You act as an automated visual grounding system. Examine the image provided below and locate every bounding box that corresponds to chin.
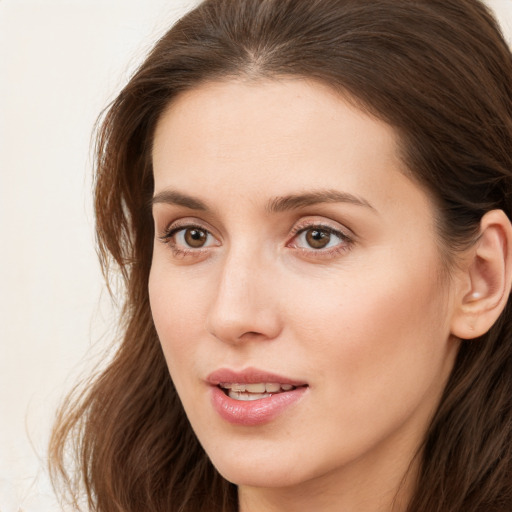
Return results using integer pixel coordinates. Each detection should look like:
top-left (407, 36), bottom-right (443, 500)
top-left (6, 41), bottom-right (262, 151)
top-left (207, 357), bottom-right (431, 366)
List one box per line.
top-left (217, 464), bottom-right (304, 489)
top-left (206, 446), bottom-right (314, 489)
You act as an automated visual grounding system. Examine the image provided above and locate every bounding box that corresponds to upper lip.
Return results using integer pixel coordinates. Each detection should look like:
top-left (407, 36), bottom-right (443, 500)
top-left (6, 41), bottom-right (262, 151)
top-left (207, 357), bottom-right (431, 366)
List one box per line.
top-left (206, 367), bottom-right (307, 387)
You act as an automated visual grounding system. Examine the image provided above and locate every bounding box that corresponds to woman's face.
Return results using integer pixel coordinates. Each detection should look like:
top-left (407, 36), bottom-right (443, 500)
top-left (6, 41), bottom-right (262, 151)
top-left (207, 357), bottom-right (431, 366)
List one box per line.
top-left (149, 79), bottom-right (460, 498)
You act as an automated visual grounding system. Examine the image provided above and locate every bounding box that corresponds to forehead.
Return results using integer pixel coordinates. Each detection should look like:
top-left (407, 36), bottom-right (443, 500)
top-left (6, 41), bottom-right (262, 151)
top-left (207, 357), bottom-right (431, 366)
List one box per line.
top-left (151, 78), bottom-right (427, 220)
top-left (153, 79), bottom-right (398, 155)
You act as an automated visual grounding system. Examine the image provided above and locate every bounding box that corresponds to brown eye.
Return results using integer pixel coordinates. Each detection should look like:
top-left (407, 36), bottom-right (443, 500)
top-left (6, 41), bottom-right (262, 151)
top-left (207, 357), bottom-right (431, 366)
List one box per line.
top-left (305, 228), bottom-right (331, 249)
top-left (161, 224), bottom-right (218, 254)
top-left (184, 228), bottom-right (208, 248)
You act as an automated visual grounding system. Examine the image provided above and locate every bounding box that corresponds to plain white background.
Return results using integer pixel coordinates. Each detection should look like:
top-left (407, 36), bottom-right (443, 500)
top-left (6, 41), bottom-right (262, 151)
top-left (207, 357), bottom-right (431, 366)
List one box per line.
top-left (1, 1), bottom-right (511, 510)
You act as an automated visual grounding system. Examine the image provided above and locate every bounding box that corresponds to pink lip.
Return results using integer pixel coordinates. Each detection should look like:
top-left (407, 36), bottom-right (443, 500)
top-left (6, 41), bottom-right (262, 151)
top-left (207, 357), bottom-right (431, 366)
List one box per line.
top-left (207, 367), bottom-right (308, 426)
top-left (206, 367), bottom-right (307, 387)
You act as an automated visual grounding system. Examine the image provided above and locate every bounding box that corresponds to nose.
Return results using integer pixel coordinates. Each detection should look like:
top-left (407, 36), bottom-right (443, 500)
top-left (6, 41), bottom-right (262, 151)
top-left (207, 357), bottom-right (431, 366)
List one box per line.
top-left (205, 248), bottom-right (282, 345)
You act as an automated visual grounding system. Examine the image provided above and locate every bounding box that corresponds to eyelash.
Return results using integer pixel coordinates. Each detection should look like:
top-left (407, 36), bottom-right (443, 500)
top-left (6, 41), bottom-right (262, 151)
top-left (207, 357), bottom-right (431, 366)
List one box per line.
top-left (288, 222), bottom-right (353, 259)
top-left (158, 220), bottom-right (354, 259)
top-left (158, 222), bottom-right (216, 258)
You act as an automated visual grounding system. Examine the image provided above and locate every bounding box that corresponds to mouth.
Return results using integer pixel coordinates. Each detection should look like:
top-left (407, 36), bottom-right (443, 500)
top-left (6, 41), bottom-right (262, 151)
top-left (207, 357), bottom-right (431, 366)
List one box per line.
top-left (207, 368), bottom-right (308, 425)
top-left (207, 367), bottom-right (308, 402)
top-left (218, 382), bottom-right (299, 401)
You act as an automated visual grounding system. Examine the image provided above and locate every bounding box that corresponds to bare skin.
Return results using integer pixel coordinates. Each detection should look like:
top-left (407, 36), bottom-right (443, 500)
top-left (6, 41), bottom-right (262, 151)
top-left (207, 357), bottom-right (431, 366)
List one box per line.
top-left (149, 79), bottom-right (481, 511)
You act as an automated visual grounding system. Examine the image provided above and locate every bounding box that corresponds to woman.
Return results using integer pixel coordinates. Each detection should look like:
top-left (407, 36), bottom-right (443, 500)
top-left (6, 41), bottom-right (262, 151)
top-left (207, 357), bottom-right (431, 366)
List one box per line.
top-left (50, 0), bottom-right (512, 510)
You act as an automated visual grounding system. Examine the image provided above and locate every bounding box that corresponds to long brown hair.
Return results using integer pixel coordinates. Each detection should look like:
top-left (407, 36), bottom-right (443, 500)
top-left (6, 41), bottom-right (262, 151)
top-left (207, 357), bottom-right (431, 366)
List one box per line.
top-left (49, 1), bottom-right (512, 510)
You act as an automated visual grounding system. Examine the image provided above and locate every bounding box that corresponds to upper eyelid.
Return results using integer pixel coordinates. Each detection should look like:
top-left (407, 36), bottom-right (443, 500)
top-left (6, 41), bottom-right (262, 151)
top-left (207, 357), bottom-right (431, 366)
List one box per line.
top-left (159, 224), bottom-right (218, 255)
top-left (289, 218), bottom-right (355, 239)
top-left (292, 226), bottom-right (349, 242)
top-left (292, 222), bottom-right (343, 234)
top-left (157, 216), bottom-right (354, 242)
top-left (160, 217), bottom-right (218, 237)
top-left (289, 225), bottom-right (351, 249)
top-left (165, 222), bottom-right (209, 236)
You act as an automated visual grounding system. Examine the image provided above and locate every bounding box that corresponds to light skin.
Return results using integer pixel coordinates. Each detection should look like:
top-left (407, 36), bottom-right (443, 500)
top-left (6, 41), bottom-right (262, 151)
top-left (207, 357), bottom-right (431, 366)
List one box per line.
top-left (149, 79), bottom-right (512, 512)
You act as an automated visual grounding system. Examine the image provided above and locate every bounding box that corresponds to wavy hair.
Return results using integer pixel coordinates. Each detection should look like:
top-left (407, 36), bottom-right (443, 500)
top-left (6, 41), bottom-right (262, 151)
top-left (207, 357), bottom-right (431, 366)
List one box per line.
top-left (50, 1), bottom-right (512, 510)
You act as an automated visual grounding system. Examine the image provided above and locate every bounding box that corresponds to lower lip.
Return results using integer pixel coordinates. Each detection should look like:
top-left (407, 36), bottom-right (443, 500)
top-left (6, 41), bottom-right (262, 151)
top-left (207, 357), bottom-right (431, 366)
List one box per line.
top-left (210, 386), bottom-right (308, 426)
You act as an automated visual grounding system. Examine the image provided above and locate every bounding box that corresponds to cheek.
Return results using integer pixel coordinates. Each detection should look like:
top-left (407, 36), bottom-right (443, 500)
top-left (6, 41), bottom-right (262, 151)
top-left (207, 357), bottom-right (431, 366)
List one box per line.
top-left (148, 263), bottom-right (203, 376)
top-left (285, 253), bottom-right (452, 401)
top-left (273, 258), bottom-right (456, 466)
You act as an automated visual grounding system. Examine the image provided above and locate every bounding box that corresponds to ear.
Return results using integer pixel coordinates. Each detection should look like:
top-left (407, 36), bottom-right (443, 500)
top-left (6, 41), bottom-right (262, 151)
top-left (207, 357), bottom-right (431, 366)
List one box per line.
top-left (451, 209), bottom-right (512, 340)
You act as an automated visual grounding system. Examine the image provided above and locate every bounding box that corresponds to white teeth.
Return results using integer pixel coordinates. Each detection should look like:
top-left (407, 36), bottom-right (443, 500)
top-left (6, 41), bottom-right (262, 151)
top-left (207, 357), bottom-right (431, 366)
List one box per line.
top-left (228, 391), bottom-right (271, 401)
top-left (245, 383), bottom-right (266, 393)
top-left (220, 382), bottom-right (297, 398)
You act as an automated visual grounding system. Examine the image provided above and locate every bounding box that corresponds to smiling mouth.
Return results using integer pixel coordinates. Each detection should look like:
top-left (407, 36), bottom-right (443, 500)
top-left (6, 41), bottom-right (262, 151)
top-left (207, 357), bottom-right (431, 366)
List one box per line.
top-left (219, 382), bottom-right (300, 401)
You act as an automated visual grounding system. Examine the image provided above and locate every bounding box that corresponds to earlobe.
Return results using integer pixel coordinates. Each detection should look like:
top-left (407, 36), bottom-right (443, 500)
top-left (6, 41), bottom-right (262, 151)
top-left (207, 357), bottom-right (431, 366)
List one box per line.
top-left (451, 210), bottom-right (512, 340)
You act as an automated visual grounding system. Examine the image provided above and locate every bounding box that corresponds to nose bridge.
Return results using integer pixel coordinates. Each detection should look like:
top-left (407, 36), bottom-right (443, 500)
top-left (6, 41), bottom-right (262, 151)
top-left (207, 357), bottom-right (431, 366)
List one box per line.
top-left (205, 241), bottom-right (280, 343)
top-left (217, 247), bottom-right (254, 309)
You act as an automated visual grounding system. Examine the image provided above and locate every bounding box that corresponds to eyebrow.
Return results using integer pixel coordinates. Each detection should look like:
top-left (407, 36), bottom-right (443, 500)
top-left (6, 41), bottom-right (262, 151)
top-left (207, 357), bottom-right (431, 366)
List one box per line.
top-left (266, 190), bottom-right (376, 213)
top-left (151, 188), bottom-right (376, 213)
top-left (152, 190), bottom-right (208, 210)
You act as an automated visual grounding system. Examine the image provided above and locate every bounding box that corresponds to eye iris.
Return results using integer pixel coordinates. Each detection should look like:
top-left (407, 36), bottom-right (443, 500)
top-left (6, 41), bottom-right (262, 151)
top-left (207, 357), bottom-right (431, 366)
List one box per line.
top-left (306, 229), bottom-right (330, 249)
top-left (184, 228), bottom-right (207, 248)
